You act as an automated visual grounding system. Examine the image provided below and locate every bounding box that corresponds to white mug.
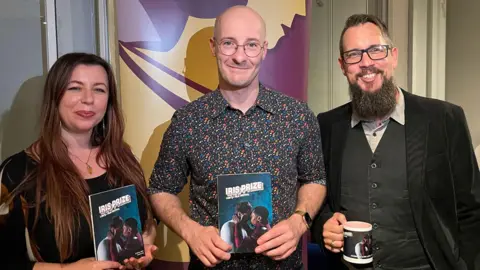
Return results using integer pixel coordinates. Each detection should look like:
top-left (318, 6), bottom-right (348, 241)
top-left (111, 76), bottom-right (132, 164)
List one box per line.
top-left (343, 221), bottom-right (373, 264)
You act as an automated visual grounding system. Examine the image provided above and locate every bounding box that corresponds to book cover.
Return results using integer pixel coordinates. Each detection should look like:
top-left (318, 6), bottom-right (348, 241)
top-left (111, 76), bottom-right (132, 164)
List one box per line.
top-left (89, 184), bottom-right (145, 263)
top-left (217, 172), bottom-right (272, 253)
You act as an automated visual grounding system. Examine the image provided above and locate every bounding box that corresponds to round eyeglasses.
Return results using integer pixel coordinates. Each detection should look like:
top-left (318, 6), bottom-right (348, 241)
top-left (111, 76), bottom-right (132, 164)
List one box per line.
top-left (214, 38), bottom-right (265, 58)
top-left (342, 45), bottom-right (391, 64)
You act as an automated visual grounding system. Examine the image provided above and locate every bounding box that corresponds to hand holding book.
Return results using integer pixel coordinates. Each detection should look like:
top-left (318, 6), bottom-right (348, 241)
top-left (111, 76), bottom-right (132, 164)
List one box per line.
top-left (254, 213), bottom-right (307, 260)
top-left (122, 244), bottom-right (158, 269)
top-left (63, 257), bottom-right (123, 269)
top-left (184, 224), bottom-right (232, 267)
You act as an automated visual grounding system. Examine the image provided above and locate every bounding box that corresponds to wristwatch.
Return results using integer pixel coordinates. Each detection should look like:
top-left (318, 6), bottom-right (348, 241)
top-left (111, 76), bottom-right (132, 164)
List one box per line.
top-left (294, 210), bottom-right (312, 229)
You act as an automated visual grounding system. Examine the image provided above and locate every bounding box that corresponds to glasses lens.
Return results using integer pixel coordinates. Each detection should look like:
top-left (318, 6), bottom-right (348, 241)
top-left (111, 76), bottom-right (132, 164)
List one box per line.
top-left (220, 41), bottom-right (236, 56)
top-left (244, 42), bottom-right (261, 57)
top-left (343, 51), bottom-right (362, 64)
top-left (368, 45), bottom-right (388, 60)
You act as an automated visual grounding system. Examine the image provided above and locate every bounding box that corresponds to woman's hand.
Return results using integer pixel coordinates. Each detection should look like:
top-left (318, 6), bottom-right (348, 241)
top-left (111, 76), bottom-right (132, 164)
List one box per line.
top-left (65, 257), bottom-right (124, 269)
top-left (122, 244), bottom-right (158, 269)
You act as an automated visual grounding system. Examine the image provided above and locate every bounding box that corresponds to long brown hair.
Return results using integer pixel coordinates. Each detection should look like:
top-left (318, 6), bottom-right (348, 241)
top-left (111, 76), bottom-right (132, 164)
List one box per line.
top-left (8, 52), bottom-right (152, 261)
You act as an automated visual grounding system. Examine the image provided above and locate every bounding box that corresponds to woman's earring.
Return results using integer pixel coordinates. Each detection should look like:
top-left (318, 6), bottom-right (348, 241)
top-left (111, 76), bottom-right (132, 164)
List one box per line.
top-left (102, 118), bottom-right (106, 138)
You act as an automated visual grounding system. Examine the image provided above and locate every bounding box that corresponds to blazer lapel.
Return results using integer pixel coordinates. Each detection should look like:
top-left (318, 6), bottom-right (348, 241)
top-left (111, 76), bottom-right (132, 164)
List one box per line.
top-left (404, 90), bottom-right (430, 241)
top-left (329, 112), bottom-right (351, 211)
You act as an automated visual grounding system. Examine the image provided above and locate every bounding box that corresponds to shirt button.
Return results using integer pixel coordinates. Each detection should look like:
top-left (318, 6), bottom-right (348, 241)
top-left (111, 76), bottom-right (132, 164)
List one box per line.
top-left (372, 202), bottom-right (378, 209)
top-left (373, 132), bottom-right (377, 137)
top-left (373, 223), bottom-right (379, 229)
top-left (371, 163), bottom-right (377, 169)
top-left (371, 182), bottom-right (378, 188)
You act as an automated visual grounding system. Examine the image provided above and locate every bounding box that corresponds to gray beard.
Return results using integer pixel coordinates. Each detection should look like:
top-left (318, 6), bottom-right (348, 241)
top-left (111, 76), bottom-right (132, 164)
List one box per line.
top-left (349, 75), bottom-right (397, 120)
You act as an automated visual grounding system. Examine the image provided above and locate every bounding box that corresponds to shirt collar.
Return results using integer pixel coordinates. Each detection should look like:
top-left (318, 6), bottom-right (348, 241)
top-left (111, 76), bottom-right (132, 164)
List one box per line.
top-left (351, 87), bottom-right (405, 128)
top-left (208, 89), bottom-right (229, 119)
top-left (209, 83), bottom-right (280, 118)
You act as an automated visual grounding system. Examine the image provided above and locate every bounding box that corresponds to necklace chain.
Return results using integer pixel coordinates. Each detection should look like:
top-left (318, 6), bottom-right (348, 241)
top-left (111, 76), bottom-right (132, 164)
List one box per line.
top-left (69, 148), bottom-right (93, 175)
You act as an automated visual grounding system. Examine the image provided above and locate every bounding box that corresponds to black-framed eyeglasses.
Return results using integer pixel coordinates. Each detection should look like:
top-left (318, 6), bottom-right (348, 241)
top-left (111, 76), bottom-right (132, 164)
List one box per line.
top-left (342, 44), bottom-right (391, 64)
top-left (214, 38), bottom-right (265, 57)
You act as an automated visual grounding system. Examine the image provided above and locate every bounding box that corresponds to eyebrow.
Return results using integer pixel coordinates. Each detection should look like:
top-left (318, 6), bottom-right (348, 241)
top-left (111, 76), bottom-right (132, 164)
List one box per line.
top-left (220, 37), bottom-right (261, 42)
top-left (343, 44), bottom-right (385, 53)
top-left (68, 80), bottom-right (107, 87)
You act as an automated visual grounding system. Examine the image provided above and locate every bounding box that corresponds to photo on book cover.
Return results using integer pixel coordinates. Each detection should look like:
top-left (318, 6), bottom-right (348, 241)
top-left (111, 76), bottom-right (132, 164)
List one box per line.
top-left (217, 172), bottom-right (273, 253)
top-left (89, 184), bottom-right (145, 263)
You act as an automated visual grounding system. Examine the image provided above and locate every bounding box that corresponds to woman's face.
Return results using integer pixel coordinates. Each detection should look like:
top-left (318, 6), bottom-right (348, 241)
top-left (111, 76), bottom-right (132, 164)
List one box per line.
top-left (58, 64), bottom-right (109, 136)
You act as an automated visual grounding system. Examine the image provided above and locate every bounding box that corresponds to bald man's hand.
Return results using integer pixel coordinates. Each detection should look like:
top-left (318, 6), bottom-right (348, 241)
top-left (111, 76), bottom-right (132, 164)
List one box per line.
top-left (254, 214), bottom-right (306, 260)
top-left (185, 224), bottom-right (232, 267)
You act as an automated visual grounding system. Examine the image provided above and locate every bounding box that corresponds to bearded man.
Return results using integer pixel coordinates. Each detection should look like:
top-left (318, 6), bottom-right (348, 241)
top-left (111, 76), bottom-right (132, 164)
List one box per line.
top-left (311, 14), bottom-right (480, 270)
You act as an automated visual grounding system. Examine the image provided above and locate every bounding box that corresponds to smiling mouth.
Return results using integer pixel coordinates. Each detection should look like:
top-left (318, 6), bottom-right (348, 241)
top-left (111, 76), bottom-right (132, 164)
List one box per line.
top-left (228, 66), bottom-right (249, 70)
top-left (76, 111), bottom-right (95, 118)
top-left (357, 66), bottom-right (384, 83)
top-left (360, 73), bottom-right (377, 82)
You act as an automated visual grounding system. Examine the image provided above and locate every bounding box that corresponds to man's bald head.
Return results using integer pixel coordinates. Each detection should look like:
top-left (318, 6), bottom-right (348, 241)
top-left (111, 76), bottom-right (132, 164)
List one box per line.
top-left (213, 6), bottom-right (266, 41)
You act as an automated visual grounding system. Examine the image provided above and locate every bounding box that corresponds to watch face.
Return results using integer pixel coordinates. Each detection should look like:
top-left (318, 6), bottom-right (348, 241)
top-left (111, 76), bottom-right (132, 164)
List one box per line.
top-left (304, 213), bottom-right (312, 226)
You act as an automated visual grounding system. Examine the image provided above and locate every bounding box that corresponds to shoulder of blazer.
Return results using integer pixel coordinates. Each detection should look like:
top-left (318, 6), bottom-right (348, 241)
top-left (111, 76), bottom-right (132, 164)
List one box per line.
top-left (316, 103), bottom-right (351, 153)
top-left (402, 90), bottom-right (464, 120)
top-left (316, 102), bottom-right (352, 128)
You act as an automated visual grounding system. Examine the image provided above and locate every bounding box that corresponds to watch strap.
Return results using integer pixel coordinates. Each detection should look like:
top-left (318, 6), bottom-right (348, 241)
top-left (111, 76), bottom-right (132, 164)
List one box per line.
top-left (294, 210), bottom-right (311, 229)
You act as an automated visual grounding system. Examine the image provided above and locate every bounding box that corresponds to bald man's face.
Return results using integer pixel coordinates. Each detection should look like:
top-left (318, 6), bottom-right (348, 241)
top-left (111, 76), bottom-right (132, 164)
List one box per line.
top-left (210, 8), bottom-right (267, 89)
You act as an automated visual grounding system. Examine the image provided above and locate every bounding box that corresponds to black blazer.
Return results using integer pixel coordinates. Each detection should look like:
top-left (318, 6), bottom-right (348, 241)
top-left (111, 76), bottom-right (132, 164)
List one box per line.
top-left (311, 90), bottom-right (480, 270)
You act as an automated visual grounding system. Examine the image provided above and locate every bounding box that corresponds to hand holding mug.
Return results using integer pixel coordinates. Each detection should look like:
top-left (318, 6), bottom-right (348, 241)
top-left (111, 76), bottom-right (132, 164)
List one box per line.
top-left (322, 212), bottom-right (347, 252)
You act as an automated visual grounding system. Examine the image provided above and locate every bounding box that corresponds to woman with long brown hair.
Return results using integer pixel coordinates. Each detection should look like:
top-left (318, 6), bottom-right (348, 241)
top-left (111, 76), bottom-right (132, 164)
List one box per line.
top-left (0, 52), bottom-right (157, 269)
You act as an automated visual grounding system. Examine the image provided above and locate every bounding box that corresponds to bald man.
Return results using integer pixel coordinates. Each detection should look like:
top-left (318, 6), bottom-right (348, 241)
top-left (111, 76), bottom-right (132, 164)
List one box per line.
top-left (148, 6), bottom-right (327, 269)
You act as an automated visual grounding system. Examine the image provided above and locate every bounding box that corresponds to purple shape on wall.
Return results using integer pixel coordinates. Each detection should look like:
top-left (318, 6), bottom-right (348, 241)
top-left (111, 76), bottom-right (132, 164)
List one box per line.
top-left (120, 41), bottom-right (211, 96)
top-left (118, 43), bottom-right (189, 109)
top-left (259, 11), bottom-right (310, 102)
top-left (118, 0), bottom-right (248, 52)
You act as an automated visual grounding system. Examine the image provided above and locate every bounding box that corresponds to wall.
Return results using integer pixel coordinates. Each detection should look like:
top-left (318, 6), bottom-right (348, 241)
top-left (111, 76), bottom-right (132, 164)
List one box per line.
top-left (387, 0), bottom-right (409, 92)
top-left (55, 0), bottom-right (97, 57)
top-left (0, 0), bottom-right (45, 161)
top-left (445, 0), bottom-right (480, 148)
top-left (0, 0), bottom-right (99, 162)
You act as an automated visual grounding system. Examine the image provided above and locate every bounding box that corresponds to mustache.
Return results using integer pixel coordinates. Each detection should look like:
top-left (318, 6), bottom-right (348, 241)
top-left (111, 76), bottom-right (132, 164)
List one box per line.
top-left (356, 67), bottom-right (384, 78)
